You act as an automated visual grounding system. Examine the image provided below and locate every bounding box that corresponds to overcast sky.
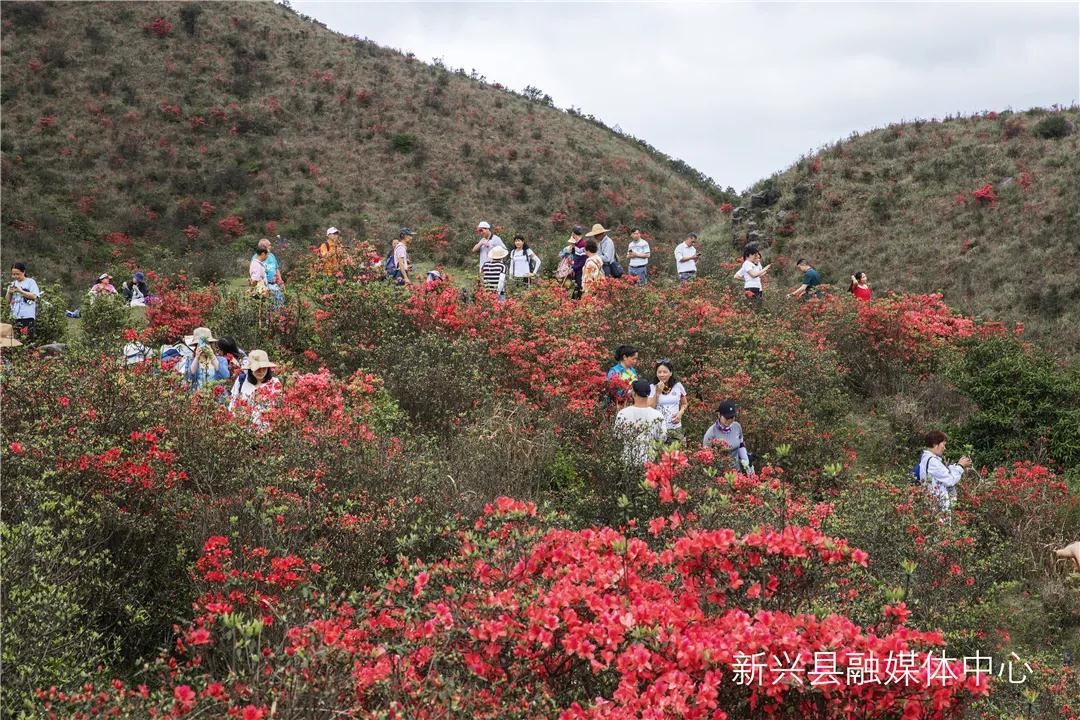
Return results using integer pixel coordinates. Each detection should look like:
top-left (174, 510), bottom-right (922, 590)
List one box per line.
top-left (293, 2), bottom-right (1080, 191)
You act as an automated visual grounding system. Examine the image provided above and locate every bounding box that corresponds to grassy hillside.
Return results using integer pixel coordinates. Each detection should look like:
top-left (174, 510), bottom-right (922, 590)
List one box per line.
top-left (708, 109), bottom-right (1080, 353)
top-left (0, 1), bottom-right (727, 292)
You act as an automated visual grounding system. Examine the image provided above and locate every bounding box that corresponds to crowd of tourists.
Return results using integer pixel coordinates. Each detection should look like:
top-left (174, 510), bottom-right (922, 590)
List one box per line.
top-left (0, 217), bottom-right (1016, 524)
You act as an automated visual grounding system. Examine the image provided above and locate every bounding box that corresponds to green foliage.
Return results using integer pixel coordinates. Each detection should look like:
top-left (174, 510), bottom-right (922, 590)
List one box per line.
top-left (389, 132), bottom-right (420, 154)
top-left (1, 484), bottom-right (117, 715)
top-left (1031, 114), bottom-right (1072, 140)
top-left (948, 336), bottom-right (1080, 469)
top-left (79, 293), bottom-right (132, 346)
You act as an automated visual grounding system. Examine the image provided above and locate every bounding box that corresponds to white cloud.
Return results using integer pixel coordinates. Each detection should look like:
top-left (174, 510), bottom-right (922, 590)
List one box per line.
top-left (293, 1), bottom-right (1079, 191)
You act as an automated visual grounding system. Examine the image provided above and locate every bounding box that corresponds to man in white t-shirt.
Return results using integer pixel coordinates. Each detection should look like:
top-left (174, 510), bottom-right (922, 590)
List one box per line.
top-left (674, 233), bottom-right (701, 283)
top-left (627, 228), bottom-right (651, 284)
top-left (472, 221), bottom-right (506, 271)
top-left (615, 379), bottom-right (666, 467)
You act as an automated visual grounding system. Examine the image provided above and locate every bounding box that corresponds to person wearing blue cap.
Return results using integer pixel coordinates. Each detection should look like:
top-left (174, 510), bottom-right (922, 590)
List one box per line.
top-left (703, 401), bottom-right (755, 474)
top-left (122, 271), bottom-right (150, 307)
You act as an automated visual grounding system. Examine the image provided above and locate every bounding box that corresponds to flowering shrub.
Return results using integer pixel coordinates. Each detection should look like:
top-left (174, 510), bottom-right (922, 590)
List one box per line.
top-left (41, 498), bottom-right (992, 720)
top-left (144, 284), bottom-right (217, 344)
top-left (216, 214), bottom-right (245, 237)
top-left (143, 17), bottom-right (173, 38)
top-left (970, 184), bottom-right (997, 208)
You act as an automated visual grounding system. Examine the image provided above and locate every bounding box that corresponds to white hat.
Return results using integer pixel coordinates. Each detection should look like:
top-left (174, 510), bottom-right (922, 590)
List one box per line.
top-left (247, 349), bottom-right (278, 371)
top-left (476, 221), bottom-right (491, 230)
top-left (489, 246), bottom-right (509, 260)
top-left (326, 226), bottom-right (340, 236)
top-left (97, 272), bottom-right (111, 282)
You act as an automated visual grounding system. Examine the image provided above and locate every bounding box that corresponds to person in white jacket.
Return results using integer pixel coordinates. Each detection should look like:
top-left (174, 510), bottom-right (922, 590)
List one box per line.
top-left (917, 430), bottom-right (971, 512)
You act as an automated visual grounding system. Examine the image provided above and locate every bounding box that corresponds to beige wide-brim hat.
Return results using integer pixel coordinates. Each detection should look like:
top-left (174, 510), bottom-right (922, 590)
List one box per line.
top-left (489, 246), bottom-right (509, 260)
top-left (247, 349), bottom-right (278, 371)
top-left (0, 323), bottom-right (23, 348)
top-left (184, 326), bottom-right (217, 346)
top-left (585, 223), bottom-right (611, 237)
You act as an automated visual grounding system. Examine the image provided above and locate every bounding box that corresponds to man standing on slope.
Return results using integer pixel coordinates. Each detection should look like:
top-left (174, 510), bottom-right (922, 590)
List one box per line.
top-left (472, 221), bottom-right (506, 275)
top-left (626, 228), bottom-right (651, 284)
top-left (674, 233), bottom-right (701, 283)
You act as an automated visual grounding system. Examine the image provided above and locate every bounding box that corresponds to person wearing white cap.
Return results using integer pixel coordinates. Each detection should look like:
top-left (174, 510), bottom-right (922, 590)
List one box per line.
top-left (318, 227), bottom-right (344, 275)
top-left (179, 326), bottom-right (230, 391)
top-left (472, 221), bottom-right (506, 271)
top-left (481, 245), bottom-right (509, 301)
top-left (229, 349), bottom-right (282, 428)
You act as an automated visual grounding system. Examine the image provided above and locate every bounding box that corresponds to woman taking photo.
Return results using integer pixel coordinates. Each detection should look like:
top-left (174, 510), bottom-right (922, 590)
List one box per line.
top-left (734, 245), bottom-right (770, 307)
top-left (850, 271), bottom-right (872, 301)
top-left (648, 359), bottom-right (688, 440)
top-left (229, 349), bottom-right (282, 428)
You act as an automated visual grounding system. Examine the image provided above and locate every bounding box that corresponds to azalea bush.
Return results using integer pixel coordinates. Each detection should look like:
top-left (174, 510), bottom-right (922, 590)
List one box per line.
top-left (39, 496), bottom-right (993, 720)
top-left (3, 265), bottom-right (1078, 719)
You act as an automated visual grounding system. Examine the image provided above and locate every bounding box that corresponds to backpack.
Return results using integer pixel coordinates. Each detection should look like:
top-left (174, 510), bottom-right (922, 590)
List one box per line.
top-left (528, 250), bottom-right (539, 275)
top-left (384, 253), bottom-right (397, 274)
top-left (911, 454), bottom-right (932, 486)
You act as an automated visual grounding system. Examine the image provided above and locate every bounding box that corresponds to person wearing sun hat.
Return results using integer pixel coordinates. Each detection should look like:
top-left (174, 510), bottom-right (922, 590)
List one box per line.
top-left (0, 322), bottom-right (23, 371)
top-left (179, 326), bottom-right (230, 390)
top-left (472, 220), bottom-right (506, 271)
top-left (586, 223), bottom-right (620, 278)
top-left (229, 349), bottom-right (282, 428)
top-left (481, 245), bottom-right (509, 301)
top-left (89, 273), bottom-right (118, 298)
top-left (122, 271), bottom-right (150, 307)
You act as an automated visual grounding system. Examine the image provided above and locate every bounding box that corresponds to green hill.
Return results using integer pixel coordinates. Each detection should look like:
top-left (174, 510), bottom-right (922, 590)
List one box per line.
top-left (0, 1), bottom-right (728, 290)
top-left (709, 110), bottom-right (1080, 353)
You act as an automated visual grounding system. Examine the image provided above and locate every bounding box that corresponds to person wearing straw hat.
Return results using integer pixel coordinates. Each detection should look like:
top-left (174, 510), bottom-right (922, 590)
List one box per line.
top-left (481, 245), bottom-right (509, 301)
top-left (586, 223), bottom-right (621, 278)
top-left (179, 326), bottom-right (230, 390)
top-left (472, 221), bottom-right (506, 271)
top-left (0, 322), bottom-right (23, 371)
top-left (229, 349), bottom-right (282, 428)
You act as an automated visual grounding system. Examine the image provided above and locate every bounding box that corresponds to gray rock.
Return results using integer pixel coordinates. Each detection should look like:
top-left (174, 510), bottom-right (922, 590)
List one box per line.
top-left (732, 206), bottom-right (749, 222)
top-left (747, 230), bottom-right (763, 244)
top-left (998, 177), bottom-right (1015, 191)
top-left (750, 188), bottom-right (781, 208)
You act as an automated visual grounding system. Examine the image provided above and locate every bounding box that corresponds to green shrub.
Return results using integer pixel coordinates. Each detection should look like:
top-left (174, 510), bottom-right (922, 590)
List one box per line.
top-left (79, 293), bottom-right (132, 346)
top-left (1, 485), bottom-right (117, 716)
top-left (1031, 114), bottom-right (1072, 140)
top-left (947, 336), bottom-right (1080, 469)
top-left (390, 133), bottom-right (419, 154)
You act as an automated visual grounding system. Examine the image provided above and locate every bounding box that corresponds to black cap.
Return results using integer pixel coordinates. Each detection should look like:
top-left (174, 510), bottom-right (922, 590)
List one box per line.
top-left (571, 224), bottom-right (584, 236)
top-left (399, 227), bottom-right (414, 238)
top-left (718, 401), bottom-right (737, 419)
top-left (631, 379), bottom-right (653, 398)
